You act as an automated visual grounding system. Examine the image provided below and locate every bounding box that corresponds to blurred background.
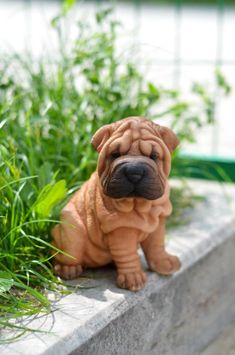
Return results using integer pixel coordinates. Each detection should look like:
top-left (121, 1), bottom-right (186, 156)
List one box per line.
top-left (0, 0), bottom-right (234, 165)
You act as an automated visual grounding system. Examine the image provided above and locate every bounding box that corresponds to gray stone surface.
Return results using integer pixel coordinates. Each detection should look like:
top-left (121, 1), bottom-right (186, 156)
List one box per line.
top-left (1, 180), bottom-right (235, 355)
top-left (201, 321), bottom-right (235, 355)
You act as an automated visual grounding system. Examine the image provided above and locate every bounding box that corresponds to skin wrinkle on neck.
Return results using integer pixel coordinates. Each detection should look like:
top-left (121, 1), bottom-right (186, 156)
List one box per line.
top-left (97, 180), bottom-right (172, 235)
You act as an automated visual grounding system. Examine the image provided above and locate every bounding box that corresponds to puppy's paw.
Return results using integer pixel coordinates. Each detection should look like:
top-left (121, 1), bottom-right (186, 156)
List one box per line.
top-left (117, 270), bottom-right (147, 292)
top-left (149, 253), bottom-right (181, 275)
top-left (54, 263), bottom-right (83, 280)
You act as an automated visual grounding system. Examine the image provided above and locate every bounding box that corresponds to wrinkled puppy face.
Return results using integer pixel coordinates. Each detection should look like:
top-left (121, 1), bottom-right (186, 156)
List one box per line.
top-left (102, 149), bottom-right (162, 200)
top-left (91, 117), bottom-right (179, 200)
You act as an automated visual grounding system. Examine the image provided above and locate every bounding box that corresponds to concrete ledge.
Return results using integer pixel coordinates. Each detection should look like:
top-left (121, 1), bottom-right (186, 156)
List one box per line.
top-left (1, 180), bottom-right (235, 355)
top-left (201, 321), bottom-right (235, 355)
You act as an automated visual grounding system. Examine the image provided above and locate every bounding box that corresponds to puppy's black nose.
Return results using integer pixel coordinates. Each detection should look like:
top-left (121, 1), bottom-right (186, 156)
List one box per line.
top-left (125, 164), bottom-right (145, 183)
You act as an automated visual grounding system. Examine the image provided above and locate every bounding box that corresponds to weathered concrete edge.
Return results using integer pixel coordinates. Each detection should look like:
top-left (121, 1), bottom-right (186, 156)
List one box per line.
top-left (76, 229), bottom-right (235, 355)
top-left (71, 217), bottom-right (235, 355)
top-left (1, 181), bottom-right (235, 355)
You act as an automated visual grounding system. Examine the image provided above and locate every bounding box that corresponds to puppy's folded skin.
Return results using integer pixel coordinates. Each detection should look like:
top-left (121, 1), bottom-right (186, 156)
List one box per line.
top-left (52, 116), bottom-right (181, 291)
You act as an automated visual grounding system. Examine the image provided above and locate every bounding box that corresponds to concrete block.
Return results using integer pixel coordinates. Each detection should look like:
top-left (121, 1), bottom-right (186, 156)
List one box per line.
top-left (201, 321), bottom-right (235, 355)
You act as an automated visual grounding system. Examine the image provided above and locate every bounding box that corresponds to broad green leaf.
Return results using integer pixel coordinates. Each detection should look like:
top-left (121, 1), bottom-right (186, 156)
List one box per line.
top-left (35, 180), bottom-right (67, 218)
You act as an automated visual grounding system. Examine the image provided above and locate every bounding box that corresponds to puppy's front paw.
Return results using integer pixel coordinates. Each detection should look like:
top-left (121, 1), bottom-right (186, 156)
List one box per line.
top-left (149, 252), bottom-right (181, 275)
top-left (117, 270), bottom-right (147, 292)
top-left (54, 263), bottom-right (83, 280)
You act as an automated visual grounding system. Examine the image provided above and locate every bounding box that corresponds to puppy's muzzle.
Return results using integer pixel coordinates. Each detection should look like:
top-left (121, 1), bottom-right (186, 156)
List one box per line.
top-left (103, 157), bottom-right (165, 200)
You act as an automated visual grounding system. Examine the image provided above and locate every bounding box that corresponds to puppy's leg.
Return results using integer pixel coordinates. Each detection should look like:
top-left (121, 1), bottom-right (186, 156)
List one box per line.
top-left (52, 203), bottom-right (86, 280)
top-left (141, 217), bottom-right (181, 275)
top-left (106, 228), bottom-right (147, 291)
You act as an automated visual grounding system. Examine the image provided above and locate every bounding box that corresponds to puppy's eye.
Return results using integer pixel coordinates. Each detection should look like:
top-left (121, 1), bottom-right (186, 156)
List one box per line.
top-left (150, 152), bottom-right (158, 161)
top-left (111, 151), bottom-right (121, 159)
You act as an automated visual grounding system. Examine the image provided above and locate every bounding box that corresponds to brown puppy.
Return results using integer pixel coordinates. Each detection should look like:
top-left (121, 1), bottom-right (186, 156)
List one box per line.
top-left (52, 117), bottom-right (181, 291)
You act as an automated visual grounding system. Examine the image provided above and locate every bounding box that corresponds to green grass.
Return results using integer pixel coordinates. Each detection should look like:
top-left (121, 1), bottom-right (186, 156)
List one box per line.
top-left (0, 3), bottom-right (231, 340)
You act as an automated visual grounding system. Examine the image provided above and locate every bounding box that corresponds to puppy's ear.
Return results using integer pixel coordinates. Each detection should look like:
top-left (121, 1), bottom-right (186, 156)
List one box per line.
top-left (158, 126), bottom-right (180, 153)
top-left (91, 124), bottom-right (113, 152)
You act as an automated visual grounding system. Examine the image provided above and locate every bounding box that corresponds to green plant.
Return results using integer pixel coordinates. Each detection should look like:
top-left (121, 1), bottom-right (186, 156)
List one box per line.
top-left (0, 3), bottom-right (230, 339)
